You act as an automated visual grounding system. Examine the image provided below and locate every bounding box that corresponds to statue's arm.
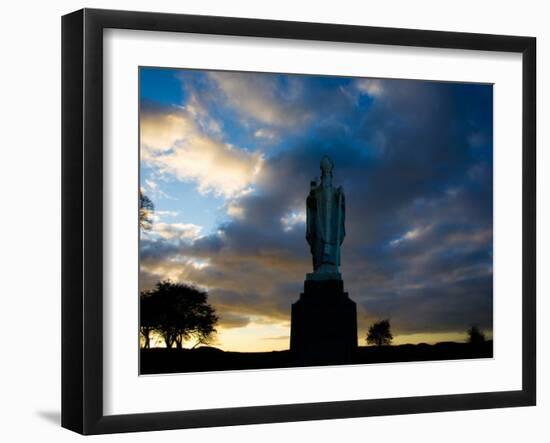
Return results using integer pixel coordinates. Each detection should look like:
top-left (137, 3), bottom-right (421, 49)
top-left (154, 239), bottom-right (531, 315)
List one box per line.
top-left (306, 195), bottom-right (312, 244)
top-left (340, 188), bottom-right (346, 241)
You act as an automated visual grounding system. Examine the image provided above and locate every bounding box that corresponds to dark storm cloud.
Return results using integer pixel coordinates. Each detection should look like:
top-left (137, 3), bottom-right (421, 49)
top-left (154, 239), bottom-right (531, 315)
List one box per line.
top-left (141, 73), bottom-right (493, 338)
top-left (216, 311), bottom-right (251, 329)
top-left (358, 275), bottom-right (493, 334)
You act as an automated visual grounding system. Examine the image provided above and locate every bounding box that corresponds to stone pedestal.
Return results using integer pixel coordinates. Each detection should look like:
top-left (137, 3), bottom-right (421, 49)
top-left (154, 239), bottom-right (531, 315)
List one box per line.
top-left (290, 279), bottom-right (357, 365)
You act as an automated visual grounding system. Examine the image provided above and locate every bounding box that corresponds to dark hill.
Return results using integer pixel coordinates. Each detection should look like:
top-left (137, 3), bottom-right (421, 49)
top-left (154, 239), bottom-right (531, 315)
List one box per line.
top-left (140, 341), bottom-right (493, 374)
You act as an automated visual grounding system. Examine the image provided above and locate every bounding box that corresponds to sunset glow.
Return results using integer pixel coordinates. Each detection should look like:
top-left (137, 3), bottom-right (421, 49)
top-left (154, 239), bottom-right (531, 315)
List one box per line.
top-left (139, 68), bottom-right (493, 352)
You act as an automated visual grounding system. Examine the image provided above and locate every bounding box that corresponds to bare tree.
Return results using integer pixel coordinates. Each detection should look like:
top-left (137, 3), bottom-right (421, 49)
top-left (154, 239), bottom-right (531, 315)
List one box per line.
top-left (139, 190), bottom-right (154, 230)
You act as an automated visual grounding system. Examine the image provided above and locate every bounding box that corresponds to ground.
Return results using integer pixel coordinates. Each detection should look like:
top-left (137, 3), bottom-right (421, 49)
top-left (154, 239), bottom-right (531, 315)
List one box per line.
top-left (140, 341), bottom-right (493, 374)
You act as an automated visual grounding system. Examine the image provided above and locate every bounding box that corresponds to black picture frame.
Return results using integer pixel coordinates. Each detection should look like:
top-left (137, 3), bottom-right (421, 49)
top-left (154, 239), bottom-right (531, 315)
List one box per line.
top-left (62, 8), bottom-right (536, 435)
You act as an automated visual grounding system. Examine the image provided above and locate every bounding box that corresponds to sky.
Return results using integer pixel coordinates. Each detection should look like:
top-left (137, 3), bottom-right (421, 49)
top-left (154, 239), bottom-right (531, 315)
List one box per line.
top-left (139, 67), bottom-right (493, 352)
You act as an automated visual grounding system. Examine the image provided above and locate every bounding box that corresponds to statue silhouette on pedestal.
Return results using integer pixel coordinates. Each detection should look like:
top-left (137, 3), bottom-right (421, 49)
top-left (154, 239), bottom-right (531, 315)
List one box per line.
top-left (306, 155), bottom-right (346, 279)
top-left (290, 156), bottom-right (358, 365)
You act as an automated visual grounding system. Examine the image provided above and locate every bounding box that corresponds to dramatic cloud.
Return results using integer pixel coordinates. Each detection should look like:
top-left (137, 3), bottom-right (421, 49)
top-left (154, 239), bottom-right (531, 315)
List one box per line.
top-left (217, 311), bottom-right (251, 329)
top-left (146, 222), bottom-right (203, 240)
top-left (355, 78), bottom-right (385, 97)
top-left (208, 71), bottom-right (312, 128)
top-left (139, 69), bottom-right (493, 350)
top-left (140, 104), bottom-right (264, 198)
top-left (280, 210), bottom-right (306, 232)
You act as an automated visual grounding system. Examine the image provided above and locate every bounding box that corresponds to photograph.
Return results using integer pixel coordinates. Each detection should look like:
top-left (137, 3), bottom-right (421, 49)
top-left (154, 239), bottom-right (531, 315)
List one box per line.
top-left (138, 67), bottom-right (494, 374)
top-left (56, 5), bottom-right (537, 436)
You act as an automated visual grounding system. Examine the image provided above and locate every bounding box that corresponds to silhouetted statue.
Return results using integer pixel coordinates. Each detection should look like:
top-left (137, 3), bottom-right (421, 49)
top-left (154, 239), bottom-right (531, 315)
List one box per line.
top-left (306, 155), bottom-right (345, 280)
top-left (290, 156), bottom-right (356, 364)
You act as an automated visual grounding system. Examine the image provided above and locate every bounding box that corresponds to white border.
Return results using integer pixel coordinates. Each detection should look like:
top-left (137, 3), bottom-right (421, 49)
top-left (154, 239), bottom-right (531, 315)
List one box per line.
top-left (103, 29), bottom-right (523, 416)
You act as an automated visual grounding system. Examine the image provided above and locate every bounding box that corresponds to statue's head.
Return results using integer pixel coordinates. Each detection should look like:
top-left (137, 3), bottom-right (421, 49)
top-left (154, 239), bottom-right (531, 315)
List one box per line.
top-left (320, 155), bottom-right (334, 175)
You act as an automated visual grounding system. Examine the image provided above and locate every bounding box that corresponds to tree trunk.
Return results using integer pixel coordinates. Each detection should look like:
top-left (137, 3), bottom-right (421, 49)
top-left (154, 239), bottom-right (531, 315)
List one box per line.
top-left (140, 328), bottom-right (151, 349)
top-left (144, 333), bottom-right (150, 349)
top-left (162, 333), bottom-right (173, 348)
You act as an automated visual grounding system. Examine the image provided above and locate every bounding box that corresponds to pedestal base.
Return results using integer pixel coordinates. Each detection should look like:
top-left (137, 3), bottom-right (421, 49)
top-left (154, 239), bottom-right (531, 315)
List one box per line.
top-left (290, 279), bottom-right (357, 365)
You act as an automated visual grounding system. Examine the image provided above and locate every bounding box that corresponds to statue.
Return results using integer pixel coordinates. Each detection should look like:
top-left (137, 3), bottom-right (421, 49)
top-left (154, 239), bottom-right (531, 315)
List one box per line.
top-left (306, 155), bottom-right (345, 280)
top-left (291, 155), bottom-right (356, 363)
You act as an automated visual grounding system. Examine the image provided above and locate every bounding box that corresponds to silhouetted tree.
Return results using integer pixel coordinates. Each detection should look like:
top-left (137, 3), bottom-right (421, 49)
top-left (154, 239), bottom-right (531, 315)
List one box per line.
top-left (467, 325), bottom-right (486, 345)
top-left (366, 319), bottom-right (393, 347)
top-left (139, 190), bottom-right (154, 230)
top-left (142, 280), bottom-right (218, 349)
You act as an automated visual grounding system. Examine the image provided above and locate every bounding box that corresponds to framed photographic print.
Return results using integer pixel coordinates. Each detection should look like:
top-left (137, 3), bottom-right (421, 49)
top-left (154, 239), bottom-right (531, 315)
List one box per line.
top-left (62, 8), bottom-right (536, 435)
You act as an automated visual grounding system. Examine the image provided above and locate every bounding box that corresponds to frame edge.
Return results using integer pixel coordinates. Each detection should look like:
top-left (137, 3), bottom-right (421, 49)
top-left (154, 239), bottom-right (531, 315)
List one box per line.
top-left (62, 8), bottom-right (538, 435)
top-left (61, 8), bottom-right (85, 435)
top-left (521, 36), bottom-right (537, 406)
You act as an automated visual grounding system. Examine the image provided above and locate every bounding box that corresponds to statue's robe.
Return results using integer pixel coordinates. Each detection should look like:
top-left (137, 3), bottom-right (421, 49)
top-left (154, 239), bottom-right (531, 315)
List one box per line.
top-left (306, 183), bottom-right (345, 272)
